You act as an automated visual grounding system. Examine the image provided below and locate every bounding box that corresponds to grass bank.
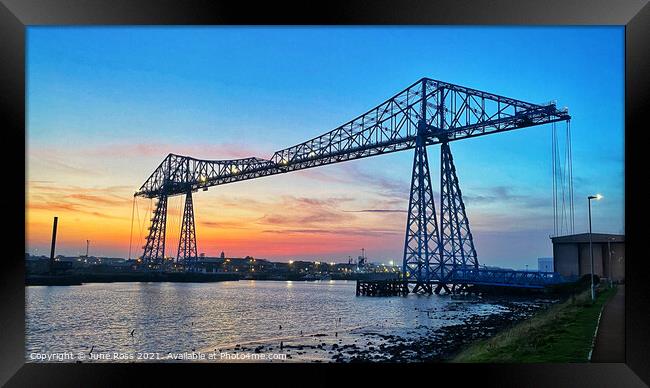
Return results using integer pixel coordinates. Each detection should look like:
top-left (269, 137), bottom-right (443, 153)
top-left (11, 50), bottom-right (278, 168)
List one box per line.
top-left (451, 284), bottom-right (618, 363)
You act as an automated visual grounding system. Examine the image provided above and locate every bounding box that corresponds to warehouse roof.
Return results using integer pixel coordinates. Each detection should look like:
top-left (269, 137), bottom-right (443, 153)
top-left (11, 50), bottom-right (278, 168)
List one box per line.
top-left (551, 233), bottom-right (624, 244)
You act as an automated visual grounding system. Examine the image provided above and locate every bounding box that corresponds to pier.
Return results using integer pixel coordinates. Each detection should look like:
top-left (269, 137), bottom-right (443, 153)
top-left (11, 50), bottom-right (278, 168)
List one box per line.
top-left (356, 280), bottom-right (409, 296)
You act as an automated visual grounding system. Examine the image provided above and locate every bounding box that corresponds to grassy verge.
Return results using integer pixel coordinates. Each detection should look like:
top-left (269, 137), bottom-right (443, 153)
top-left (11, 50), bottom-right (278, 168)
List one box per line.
top-left (451, 285), bottom-right (617, 363)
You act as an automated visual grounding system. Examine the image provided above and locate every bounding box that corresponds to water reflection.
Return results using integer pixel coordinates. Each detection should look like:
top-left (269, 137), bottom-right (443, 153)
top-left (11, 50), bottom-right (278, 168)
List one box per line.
top-left (26, 280), bottom-right (517, 360)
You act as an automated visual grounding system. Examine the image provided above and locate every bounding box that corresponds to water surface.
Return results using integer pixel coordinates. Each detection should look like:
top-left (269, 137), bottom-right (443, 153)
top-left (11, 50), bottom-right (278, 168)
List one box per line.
top-left (26, 280), bottom-right (543, 362)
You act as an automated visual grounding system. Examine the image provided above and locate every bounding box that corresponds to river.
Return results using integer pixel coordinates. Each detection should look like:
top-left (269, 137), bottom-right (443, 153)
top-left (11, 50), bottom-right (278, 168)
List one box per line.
top-left (26, 280), bottom-right (556, 362)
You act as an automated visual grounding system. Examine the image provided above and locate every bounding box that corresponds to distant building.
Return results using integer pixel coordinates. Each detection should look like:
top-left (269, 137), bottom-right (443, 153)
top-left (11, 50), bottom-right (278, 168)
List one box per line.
top-left (538, 257), bottom-right (553, 272)
top-left (551, 233), bottom-right (624, 282)
top-left (220, 251), bottom-right (225, 259)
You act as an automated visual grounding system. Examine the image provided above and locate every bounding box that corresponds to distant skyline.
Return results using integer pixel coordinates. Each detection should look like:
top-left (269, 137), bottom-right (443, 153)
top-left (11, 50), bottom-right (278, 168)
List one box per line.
top-left (26, 26), bottom-right (624, 269)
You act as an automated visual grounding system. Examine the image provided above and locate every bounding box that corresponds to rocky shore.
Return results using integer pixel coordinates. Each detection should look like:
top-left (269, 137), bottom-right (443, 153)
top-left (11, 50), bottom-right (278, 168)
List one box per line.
top-left (206, 296), bottom-right (558, 363)
top-left (343, 299), bottom-right (551, 362)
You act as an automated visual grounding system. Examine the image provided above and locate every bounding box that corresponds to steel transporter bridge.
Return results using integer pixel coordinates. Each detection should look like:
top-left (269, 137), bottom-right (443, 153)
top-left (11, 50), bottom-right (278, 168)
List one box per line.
top-left (135, 77), bottom-right (572, 294)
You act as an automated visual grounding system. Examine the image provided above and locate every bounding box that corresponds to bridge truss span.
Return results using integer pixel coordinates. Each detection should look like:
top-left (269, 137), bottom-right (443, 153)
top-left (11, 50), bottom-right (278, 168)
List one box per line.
top-left (134, 77), bottom-right (571, 292)
top-left (136, 78), bottom-right (569, 199)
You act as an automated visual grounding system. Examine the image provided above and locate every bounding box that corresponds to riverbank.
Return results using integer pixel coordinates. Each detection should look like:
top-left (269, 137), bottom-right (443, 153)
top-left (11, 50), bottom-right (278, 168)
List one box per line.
top-left (451, 284), bottom-right (617, 363)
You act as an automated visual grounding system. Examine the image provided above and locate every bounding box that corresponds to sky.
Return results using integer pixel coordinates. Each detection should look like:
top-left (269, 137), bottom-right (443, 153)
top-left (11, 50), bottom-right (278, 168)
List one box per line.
top-left (25, 26), bottom-right (624, 269)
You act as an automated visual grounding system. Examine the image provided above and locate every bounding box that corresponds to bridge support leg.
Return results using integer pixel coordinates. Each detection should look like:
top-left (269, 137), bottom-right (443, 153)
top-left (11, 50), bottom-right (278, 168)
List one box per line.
top-left (440, 142), bottom-right (479, 287)
top-left (141, 195), bottom-right (168, 270)
top-left (177, 191), bottom-right (199, 271)
top-left (402, 133), bottom-right (442, 295)
top-left (434, 283), bottom-right (451, 295)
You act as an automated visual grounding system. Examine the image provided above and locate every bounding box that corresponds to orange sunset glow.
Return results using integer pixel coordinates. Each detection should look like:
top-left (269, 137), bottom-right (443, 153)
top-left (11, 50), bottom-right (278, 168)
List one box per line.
top-left (26, 148), bottom-right (412, 261)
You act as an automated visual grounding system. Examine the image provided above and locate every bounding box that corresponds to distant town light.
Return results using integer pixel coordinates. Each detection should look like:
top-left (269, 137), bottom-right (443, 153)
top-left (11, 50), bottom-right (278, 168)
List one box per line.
top-left (389, 260), bottom-right (394, 266)
top-left (289, 260), bottom-right (294, 265)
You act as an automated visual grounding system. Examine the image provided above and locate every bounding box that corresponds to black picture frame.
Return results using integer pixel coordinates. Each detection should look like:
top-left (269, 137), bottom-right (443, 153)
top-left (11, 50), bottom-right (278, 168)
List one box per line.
top-left (2, 0), bottom-right (648, 386)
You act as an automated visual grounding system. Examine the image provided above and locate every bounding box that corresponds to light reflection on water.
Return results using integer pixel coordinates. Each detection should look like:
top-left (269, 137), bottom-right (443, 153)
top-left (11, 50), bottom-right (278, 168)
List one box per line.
top-left (26, 280), bottom-right (511, 360)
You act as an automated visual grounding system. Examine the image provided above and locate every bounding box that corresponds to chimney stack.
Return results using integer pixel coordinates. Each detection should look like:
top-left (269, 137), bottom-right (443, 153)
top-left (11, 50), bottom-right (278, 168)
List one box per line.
top-left (49, 216), bottom-right (58, 274)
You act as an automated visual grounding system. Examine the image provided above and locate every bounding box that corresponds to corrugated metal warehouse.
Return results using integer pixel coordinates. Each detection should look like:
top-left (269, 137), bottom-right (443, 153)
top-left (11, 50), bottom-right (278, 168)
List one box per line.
top-left (551, 233), bottom-right (625, 282)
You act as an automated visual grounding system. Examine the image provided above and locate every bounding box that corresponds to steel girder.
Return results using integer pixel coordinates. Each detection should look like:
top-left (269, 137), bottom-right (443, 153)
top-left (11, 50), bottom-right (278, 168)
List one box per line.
top-left (403, 79), bottom-right (440, 294)
top-left (177, 191), bottom-right (198, 270)
top-left (140, 195), bottom-right (168, 269)
top-left (451, 268), bottom-right (567, 288)
top-left (440, 142), bottom-right (479, 276)
top-left (402, 134), bottom-right (441, 294)
top-left (135, 77), bottom-right (570, 199)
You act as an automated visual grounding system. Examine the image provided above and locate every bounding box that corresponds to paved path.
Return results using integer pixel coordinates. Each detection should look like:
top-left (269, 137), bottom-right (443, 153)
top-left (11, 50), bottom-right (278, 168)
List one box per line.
top-left (591, 285), bottom-right (625, 362)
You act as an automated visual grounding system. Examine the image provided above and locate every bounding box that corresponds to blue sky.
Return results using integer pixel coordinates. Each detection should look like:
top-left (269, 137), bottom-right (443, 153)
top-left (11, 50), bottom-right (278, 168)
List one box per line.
top-left (26, 26), bottom-right (624, 269)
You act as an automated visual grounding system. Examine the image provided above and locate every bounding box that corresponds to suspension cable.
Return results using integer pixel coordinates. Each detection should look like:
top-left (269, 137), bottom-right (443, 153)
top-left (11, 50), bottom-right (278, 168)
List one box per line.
top-left (551, 119), bottom-right (575, 236)
top-left (135, 197), bottom-right (141, 243)
top-left (128, 195), bottom-right (135, 260)
top-left (556, 121), bottom-right (566, 235)
top-left (552, 122), bottom-right (557, 236)
top-left (567, 120), bottom-right (574, 233)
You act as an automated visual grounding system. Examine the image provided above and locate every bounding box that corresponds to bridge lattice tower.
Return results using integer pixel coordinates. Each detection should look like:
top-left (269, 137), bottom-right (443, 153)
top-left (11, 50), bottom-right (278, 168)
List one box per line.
top-left (141, 195), bottom-right (167, 269)
top-left (177, 191), bottom-right (199, 269)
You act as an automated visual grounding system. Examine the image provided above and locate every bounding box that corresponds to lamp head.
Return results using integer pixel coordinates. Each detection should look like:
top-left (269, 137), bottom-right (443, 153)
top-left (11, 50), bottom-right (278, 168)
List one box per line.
top-left (588, 194), bottom-right (603, 200)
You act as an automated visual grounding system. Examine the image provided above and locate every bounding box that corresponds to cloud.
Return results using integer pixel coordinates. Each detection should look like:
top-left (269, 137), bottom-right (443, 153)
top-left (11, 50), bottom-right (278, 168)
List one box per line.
top-left (346, 166), bottom-right (409, 199)
top-left (463, 185), bottom-right (548, 208)
top-left (28, 155), bottom-right (97, 176)
top-left (259, 208), bottom-right (351, 227)
top-left (291, 196), bottom-right (355, 207)
top-left (74, 142), bottom-right (271, 160)
top-left (295, 164), bottom-right (410, 202)
top-left (261, 227), bottom-right (401, 236)
top-left (27, 181), bottom-right (133, 195)
top-left (464, 185), bottom-right (523, 203)
top-left (292, 169), bottom-right (352, 185)
top-left (26, 182), bottom-right (134, 220)
top-left (28, 201), bottom-right (125, 220)
top-left (344, 209), bottom-right (407, 213)
top-left (252, 195), bottom-right (357, 228)
top-left (65, 193), bottom-right (129, 206)
top-left (199, 220), bottom-right (254, 229)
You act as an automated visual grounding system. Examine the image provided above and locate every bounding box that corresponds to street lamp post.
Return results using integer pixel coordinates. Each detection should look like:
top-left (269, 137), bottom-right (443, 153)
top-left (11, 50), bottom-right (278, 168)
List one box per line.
top-left (608, 238), bottom-right (613, 287)
top-left (607, 240), bottom-right (611, 286)
top-left (587, 194), bottom-right (603, 301)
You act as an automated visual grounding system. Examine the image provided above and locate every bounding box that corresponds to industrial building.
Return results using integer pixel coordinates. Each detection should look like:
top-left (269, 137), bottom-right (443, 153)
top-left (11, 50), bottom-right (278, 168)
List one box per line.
top-left (551, 233), bottom-right (625, 282)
